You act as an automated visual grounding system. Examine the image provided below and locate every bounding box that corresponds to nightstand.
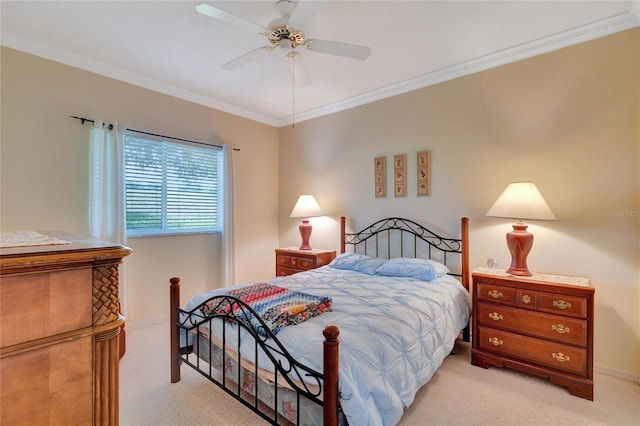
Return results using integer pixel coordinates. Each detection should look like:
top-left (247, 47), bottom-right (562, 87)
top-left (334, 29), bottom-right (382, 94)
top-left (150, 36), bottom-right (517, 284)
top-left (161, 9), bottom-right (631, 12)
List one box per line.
top-left (471, 268), bottom-right (595, 400)
top-left (275, 247), bottom-right (336, 276)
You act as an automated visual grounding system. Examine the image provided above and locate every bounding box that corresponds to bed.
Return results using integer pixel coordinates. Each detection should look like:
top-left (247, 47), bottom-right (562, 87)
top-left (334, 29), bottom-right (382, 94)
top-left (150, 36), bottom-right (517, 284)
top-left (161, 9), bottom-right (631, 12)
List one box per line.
top-left (170, 216), bottom-right (470, 425)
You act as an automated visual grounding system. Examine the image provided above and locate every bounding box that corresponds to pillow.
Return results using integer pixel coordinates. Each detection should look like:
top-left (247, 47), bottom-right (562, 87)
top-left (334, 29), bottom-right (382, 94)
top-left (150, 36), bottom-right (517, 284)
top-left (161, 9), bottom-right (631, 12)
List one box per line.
top-left (329, 253), bottom-right (387, 275)
top-left (375, 257), bottom-right (449, 281)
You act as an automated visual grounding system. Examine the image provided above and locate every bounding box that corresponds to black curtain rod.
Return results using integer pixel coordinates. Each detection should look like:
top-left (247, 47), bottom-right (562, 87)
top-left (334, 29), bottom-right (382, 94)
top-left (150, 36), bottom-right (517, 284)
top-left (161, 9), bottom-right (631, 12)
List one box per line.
top-left (70, 115), bottom-right (240, 151)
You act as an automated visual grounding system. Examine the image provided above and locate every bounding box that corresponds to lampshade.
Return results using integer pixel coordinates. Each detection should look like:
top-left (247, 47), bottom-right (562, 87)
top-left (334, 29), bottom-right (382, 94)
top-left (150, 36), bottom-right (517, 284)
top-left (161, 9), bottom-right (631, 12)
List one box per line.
top-left (290, 195), bottom-right (325, 218)
top-left (486, 182), bottom-right (555, 221)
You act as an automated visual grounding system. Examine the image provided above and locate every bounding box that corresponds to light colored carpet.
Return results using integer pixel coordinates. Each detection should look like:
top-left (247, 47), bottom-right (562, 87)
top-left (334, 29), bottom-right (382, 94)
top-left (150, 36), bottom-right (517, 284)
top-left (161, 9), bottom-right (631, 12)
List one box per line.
top-left (120, 320), bottom-right (639, 425)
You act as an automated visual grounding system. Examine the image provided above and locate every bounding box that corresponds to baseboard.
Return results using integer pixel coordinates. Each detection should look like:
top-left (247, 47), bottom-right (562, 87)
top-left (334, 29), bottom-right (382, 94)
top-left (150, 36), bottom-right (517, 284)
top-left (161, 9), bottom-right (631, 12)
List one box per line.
top-left (595, 363), bottom-right (639, 384)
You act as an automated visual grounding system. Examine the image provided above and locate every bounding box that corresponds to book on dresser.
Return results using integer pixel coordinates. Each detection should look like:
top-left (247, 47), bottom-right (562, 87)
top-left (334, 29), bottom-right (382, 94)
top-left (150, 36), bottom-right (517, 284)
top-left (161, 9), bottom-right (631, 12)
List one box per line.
top-left (471, 268), bottom-right (595, 400)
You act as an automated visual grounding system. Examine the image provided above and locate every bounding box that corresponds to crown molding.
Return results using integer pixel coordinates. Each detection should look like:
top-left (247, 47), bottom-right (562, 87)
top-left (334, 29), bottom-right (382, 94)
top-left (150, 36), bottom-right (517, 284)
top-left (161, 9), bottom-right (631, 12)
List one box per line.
top-left (0, 31), bottom-right (279, 127)
top-left (278, 9), bottom-right (640, 127)
top-left (2, 8), bottom-right (637, 130)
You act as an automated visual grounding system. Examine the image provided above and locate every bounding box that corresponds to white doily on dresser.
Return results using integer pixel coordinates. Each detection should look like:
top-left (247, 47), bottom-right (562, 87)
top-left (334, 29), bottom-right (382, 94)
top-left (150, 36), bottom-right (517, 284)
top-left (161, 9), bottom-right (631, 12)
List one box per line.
top-left (474, 267), bottom-right (590, 287)
top-left (0, 231), bottom-right (70, 248)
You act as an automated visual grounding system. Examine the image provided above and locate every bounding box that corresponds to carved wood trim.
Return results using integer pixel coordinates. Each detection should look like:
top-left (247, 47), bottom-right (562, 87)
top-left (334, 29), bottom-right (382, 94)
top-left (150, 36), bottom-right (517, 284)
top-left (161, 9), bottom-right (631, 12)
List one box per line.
top-left (94, 318), bottom-right (123, 426)
top-left (1, 327), bottom-right (93, 358)
top-left (93, 263), bottom-right (121, 325)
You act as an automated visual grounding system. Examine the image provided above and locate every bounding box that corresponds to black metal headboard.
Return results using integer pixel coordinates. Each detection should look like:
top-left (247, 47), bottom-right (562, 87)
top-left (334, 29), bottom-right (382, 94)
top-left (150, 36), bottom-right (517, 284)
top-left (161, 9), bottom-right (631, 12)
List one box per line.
top-left (340, 216), bottom-right (469, 288)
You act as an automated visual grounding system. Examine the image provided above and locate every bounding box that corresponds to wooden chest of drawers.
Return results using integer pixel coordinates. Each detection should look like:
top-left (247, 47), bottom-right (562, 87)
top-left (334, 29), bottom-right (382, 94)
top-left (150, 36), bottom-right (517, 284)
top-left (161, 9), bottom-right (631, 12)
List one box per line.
top-left (0, 237), bottom-right (131, 425)
top-left (275, 247), bottom-right (336, 276)
top-left (471, 270), bottom-right (595, 400)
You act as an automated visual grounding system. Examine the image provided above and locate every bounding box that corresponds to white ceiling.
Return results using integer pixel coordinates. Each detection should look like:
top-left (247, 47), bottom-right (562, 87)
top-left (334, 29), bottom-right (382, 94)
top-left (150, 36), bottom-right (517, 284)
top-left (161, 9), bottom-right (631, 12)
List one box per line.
top-left (2, 1), bottom-right (639, 127)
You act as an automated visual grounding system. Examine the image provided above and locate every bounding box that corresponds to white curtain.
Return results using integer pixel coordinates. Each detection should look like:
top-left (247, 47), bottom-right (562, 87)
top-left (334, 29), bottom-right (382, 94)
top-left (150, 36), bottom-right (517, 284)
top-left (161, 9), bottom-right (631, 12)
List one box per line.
top-left (221, 144), bottom-right (235, 287)
top-left (90, 120), bottom-right (129, 316)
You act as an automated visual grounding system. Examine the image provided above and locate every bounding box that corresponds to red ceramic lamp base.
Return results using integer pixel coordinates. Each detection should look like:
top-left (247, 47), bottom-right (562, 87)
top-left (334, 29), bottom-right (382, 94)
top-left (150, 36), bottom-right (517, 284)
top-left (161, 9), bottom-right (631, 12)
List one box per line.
top-left (505, 222), bottom-right (533, 276)
top-left (298, 219), bottom-right (313, 250)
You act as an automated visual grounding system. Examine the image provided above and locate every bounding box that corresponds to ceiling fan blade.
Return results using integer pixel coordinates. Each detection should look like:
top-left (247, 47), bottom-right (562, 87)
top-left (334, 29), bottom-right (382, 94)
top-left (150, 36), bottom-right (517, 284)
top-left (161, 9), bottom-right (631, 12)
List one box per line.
top-left (222, 47), bottom-right (271, 70)
top-left (305, 39), bottom-right (371, 60)
top-left (196, 4), bottom-right (265, 33)
top-left (287, 51), bottom-right (312, 86)
top-left (287, 0), bottom-right (325, 29)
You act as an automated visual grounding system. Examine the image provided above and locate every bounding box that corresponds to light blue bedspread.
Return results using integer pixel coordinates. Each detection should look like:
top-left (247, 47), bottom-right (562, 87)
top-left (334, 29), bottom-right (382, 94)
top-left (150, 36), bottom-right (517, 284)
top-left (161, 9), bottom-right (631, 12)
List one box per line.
top-left (185, 266), bottom-right (471, 426)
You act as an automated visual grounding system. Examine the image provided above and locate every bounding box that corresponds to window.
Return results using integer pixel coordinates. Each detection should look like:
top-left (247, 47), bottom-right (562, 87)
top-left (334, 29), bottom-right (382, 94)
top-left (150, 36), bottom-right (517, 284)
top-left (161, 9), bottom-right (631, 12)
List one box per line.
top-left (124, 132), bottom-right (223, 237)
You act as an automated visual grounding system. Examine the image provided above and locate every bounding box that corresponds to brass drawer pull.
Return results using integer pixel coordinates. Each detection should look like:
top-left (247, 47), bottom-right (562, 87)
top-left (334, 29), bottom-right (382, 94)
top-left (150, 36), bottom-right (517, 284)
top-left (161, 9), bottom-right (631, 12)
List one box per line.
top-left (552, 324), bottom-right (570, 334)
top-left (552, 352), bottom-right (570, 362)
top-left (553, 300), bottom-right (571, 310)
top-left (521, 294), bottom-right (532, 304)
top-left (488, 312), bottom-right (503, 321)
top-left (487, 290), bottom-right (503, 299)
top-left (488, 337), bottom-right (503, 346)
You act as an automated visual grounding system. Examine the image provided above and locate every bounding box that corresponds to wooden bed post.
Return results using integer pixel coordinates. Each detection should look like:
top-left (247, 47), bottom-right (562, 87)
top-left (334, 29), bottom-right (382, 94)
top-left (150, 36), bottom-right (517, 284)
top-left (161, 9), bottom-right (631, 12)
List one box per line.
top-left (461, 217), bottom-right (470, 290)
top-left (460, 217), bottom-right (471, 342)
top-left (323, 325), bottom-right (340, 426)
top-left (170, 277), bottom-right (181, 383)
top-left (340, 216), bottom-right (346, 254)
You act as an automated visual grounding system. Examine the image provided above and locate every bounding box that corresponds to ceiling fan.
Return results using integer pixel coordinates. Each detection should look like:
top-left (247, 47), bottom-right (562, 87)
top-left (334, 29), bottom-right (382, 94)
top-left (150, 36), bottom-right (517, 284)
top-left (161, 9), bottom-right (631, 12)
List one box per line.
top-left (196, 1), bottom-right (371, 86)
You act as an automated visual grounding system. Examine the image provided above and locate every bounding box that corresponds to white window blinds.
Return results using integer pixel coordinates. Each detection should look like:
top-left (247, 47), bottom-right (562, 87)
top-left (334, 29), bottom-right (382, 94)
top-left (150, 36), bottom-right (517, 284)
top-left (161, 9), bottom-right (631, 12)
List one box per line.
top-left (124, 133), bottom-right (223, 237)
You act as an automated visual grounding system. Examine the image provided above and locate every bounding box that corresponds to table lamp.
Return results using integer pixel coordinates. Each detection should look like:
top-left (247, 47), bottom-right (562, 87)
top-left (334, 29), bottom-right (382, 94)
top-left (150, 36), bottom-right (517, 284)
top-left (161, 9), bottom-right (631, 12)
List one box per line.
top-left (486, 182), bottom-right (556, 276)
top-left (290, 195), bottom-right (325, 250)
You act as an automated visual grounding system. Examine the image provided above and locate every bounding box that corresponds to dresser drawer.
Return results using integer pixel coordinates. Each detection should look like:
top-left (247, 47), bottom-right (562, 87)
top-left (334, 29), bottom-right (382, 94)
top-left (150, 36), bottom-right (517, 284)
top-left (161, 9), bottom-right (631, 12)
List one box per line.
top-left (291, 256), bottom-right (315, 270)
top-left (276, 255), bottom-right (292, 267)
top-left (276, 254), bottom-right (317, 270)
top-left (276, 266), bottom-right (300, 276)
top-left (476, 283), bottom-right (517, 305)
top-left (477, 326), bottom-right (587, 376)
top-left (537, 292), bottom-right (587, 319)
top-left (477, 302), bottom-right (587, 347)
top-left (1, 268), bottom-right (93, 347)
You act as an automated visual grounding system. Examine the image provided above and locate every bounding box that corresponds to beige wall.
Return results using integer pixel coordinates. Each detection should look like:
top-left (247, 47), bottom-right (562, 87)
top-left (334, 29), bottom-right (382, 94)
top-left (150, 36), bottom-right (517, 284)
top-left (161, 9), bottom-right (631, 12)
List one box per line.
top-left (279, 29), bottom-right (640, 378)
top-left (0, 47), bottom-right (280, 324)
top-left (2, 28), bottom-right (638, 379)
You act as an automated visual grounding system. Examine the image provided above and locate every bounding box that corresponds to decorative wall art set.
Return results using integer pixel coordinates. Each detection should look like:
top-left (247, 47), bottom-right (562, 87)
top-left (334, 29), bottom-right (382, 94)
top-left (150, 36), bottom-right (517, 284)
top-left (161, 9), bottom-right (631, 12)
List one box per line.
top-left (374, 151), bottom-right (431, 198)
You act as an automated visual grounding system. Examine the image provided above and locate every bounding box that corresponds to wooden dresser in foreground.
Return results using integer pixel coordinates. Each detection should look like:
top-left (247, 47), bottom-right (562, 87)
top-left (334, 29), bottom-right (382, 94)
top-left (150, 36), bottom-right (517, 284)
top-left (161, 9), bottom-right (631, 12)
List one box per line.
top-left (275, 247), bottom-right (336, 276)
top-left (471, 269), bottom-right (595, 400)
top-left (0, 236), bottom-right (131, 425)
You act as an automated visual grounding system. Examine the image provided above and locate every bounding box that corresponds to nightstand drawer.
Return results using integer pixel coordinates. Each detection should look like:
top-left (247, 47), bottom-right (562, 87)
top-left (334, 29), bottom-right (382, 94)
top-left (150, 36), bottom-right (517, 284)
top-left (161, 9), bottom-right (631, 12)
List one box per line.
top-left (476, 283), bottom-right (517, 305)
top-left (276, 266), bottom-right (299, 276)
top-left (477, 302), bottom-right (587, 346)
top-left (477, 326), bottom-right (587, 376)
top-left (276, 255), bottom-right (317, 272)
top-left (291, 257), bottom-right (315, 270)
top-left (276, 255), bottom-right (292, 267)
top-left (537, 293), bottom-right (587, 319)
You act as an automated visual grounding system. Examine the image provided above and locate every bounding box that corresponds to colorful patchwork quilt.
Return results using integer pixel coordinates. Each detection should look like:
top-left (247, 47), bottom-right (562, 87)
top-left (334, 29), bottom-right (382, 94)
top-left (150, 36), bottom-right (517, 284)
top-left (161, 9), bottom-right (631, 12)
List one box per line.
top-left (201, 282), bottom-right (332, 337)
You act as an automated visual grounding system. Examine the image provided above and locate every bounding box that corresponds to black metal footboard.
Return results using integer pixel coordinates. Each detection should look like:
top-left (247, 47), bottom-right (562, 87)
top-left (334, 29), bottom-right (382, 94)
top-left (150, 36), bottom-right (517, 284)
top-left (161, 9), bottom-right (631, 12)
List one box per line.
top-left (169, 277), bottom-right (341, 426)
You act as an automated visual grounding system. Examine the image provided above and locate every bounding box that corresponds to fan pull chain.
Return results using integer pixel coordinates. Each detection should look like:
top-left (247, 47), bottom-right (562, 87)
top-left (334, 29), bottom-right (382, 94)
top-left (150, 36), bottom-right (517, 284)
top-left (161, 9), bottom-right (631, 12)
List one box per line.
top-left (291, 50), bottom-right (296, 128)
